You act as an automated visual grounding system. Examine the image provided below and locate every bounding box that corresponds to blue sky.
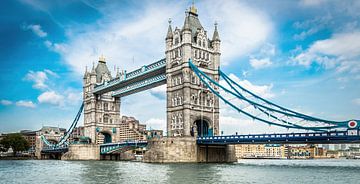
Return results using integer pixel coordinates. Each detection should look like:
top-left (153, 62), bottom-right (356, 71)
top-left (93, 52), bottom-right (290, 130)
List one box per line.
top-left (0, 0), bottom-right (359, 134)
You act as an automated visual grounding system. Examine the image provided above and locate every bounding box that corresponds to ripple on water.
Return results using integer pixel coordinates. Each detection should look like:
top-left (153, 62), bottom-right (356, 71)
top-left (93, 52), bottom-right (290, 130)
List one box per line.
top-left (1, 159), bottom-right (360, 184)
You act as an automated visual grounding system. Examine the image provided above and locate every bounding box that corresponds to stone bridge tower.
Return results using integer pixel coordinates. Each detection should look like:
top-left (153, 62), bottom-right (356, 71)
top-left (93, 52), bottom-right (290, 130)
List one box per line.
top-left (165, 4), bottom-right (220, 137)
top-left (83, 56), bottom-right (121, 144)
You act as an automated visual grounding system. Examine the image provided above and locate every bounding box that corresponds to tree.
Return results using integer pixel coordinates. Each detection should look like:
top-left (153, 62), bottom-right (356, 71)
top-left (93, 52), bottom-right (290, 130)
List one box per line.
top-left (0, 133), bottom-right (30, 156)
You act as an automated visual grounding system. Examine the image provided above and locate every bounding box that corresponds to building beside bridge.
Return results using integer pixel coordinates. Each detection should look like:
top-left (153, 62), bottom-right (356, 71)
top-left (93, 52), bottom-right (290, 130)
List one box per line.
top-left (235, 144), bottom-right (287, 159)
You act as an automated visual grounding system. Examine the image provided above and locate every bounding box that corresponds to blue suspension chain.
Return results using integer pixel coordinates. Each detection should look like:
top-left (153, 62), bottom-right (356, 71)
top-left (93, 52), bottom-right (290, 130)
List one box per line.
top-left (189, 60), bottom-right (349, 131)
top-left (220, 70), bottom-right (342, 130)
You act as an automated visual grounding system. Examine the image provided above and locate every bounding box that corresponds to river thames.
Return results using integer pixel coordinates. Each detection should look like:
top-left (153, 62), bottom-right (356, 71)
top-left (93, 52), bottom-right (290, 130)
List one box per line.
top-left (1, 159), bottom-right (360, 184)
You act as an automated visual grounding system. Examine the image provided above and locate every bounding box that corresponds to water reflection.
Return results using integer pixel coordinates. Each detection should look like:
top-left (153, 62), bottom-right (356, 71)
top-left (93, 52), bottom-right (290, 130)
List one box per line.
top-left (165, 163), bottom-right (223, 184)
top-left (1, 159), bottom-right (360, 184)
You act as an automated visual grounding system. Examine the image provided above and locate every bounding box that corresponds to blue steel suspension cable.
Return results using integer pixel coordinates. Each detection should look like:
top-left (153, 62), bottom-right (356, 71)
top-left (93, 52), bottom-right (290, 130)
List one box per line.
top-left (189, 61), bottom-right (332, 131)
top-left (219, 70), bottom-right (347, 125)
top-left (41, 102), bottom-right (84, 147)
top-left (220, 70), bottom-right (342, 130)
top-left (219, 69), bottom-right (355, 125)
top-left (57, 102), bottom-right (84, 146)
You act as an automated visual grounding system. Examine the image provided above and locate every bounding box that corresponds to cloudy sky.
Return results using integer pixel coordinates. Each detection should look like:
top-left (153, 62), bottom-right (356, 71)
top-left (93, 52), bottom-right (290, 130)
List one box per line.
top-left (0, 0), bottom-right (359, 134)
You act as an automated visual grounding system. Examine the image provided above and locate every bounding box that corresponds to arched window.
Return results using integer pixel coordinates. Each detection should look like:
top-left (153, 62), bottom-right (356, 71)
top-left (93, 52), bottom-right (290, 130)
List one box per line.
top-left (103, 115), bottom-right (109, 123)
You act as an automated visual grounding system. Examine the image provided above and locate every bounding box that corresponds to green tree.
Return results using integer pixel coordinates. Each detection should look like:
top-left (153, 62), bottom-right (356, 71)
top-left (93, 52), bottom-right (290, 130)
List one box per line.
top-left (0, 133), bottom-right (30, 156)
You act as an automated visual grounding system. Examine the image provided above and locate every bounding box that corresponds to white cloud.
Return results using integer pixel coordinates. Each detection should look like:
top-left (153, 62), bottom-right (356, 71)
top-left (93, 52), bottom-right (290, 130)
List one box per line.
top-left (250, 57), bottom-right (273, 69)
top-left (0, 100), bottom-right (12, 106)
top-left (44, 69), bottom-right (59, 77)
top-left (221, 73), bottom-right (275, 99)
top-left (219, 116), bottom-right (291, 134)
top-left (37, 91), bottom-right (64, 106)
top-left (292, 32), bottom-right (360, 73)
top-left (293, 15), bottom-right (333, 41)
top-left (202, 0), bottom-right (272, 65)
top-left (23, 24), bottom-right (47, 37)
top-left (47, 1), bottom-right (272, 75)
top-left (353, 98), bottom-right (360, 105)
top-left (66, 91), bottom-right (82, 105)
top-left (16, 100), bottom-right (36, 108)
top-left (300, 0), bottom-right (326, 6)
top-left (144, 118), bottom-right (166, 133)
top-left (216, 73), bottom-right (281, 134)
top-left (44, 40), bottom-right (67, 53)
top-left (24, 70), bottom-right (48, 90)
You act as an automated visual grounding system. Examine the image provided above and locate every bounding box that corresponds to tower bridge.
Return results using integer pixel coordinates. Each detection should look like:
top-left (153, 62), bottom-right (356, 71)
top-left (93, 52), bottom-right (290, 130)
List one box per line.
top-left (39, 4), bottom-right (360, 162)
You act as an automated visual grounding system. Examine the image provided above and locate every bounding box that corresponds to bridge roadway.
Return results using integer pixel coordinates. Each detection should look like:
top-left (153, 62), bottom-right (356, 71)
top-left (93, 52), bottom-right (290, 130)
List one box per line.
top-left (41, 130), bottom-right (360, 154)
top-left (197, 130), bottom-right (360, 145)
top-left (93, 58), bottom-right (166, 96)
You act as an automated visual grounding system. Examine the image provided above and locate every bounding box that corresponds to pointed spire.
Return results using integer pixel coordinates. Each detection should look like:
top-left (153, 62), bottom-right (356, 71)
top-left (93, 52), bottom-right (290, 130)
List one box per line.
top-left (91, 61), bottom-right (96, 75)
top-left (166, 18), bottom-right (173, 40)
top-left (83, 66), bottom-right (88, 78)
top-left (116, 67), bottom-right (120, 78)
top-left (189, 0), bottom-right (198, 16)
top-left (212, 22), bottom-right (220, 41)
top-left (99, 54), bottom-right (106, 63)
top-left (183, 11), bottom-right (191, 31)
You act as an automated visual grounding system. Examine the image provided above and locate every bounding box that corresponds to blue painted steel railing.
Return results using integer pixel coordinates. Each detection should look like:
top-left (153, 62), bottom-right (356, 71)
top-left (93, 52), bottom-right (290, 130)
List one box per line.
top-left (188, 60), bottom-right (358, 131)
top-left (41, 144), bottom-right (69, 153)
top-left (100, 140), bottom-right (147, 154)
top-left (93, 59), bottom-right (166, 93)
top-left (40, 103), bottom-right (84, 149)
top-left (197, 129), bottom-right (360, 145)
top-left (112, 74), bottom-right (166, 97)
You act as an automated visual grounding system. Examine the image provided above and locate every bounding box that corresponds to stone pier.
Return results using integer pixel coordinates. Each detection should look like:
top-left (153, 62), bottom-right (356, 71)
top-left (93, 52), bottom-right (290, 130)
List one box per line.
top-left (61, 144), bottom-right (100, 160)
top-left (143, 137), bottom-right (236, 163)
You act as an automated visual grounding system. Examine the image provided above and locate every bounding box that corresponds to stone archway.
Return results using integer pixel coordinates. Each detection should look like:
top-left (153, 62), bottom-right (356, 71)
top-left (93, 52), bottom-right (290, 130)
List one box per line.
top-left (193, 119), bottom-right (210, 137)
top-left (99, 132), bottom-right (112, 144)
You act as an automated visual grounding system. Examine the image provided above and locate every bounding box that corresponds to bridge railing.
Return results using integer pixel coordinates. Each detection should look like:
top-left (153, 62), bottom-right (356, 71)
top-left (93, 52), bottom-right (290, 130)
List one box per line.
top-left (100, 140), bottom-right (147, 154)
top-left (197, 130), bottom-right (360, 144)
top-left (93, 59), bottom-right (166, 93)
top-left (112, 74), bottom-right (166, 97)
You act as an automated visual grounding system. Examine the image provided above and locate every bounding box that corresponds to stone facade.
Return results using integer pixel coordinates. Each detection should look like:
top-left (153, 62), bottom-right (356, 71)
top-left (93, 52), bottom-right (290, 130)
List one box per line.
top-left (62, 144), bottom-right (100, 160)
top-left (118, 116), bottom-right (147, 142)
top-left (144, 137), bottom-right (198, 163)
top-left (35, 126), bottom-right (66, 159)
top-left (83, 56), bottom-right (121, 144)
top-left (165, 5), bottom-right (220, 137)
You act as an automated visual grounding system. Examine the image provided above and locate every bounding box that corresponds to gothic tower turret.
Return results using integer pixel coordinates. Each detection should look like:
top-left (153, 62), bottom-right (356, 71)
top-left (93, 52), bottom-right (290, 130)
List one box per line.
top-left (83, 56), bottom-right (121, 144)
top-left (165, 4), bottom-right (220, 137)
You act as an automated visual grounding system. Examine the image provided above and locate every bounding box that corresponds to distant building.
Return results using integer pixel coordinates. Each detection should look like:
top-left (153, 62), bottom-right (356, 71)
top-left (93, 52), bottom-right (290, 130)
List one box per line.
top-left (117, 116), bottom-right (147, 142)
top-left (146, 129), bottom-right (163, 139)
top-left (20, 130), bottom-right (37, 152)
top-left (235, 144), bottom-right (286, 159)
top-left (287, 145), bottom-right (326, 159)
top-left (69, 126), bottom-right (85, 143)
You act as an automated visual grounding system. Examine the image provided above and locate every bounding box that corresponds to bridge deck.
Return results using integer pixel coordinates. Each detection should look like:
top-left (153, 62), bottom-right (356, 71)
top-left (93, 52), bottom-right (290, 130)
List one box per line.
top-left (93, 59), bottom-right (166, 95)
top-left (197, 130), bottom-right (360, 145)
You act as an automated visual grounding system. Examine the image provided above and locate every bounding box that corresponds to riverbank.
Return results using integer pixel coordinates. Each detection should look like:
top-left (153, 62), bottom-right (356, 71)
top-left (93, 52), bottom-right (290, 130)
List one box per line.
top-left (0, 156), bottom-right (35, 160)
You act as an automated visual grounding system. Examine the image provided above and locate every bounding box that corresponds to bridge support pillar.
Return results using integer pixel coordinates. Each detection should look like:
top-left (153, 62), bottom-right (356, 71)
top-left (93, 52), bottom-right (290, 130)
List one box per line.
top-left (143, 137), bottom-right (236, 163)
top-left (61, 144), bottom-right (100, 160)
top-left (197, 144), bottom-right (236, 163)
top-left (144, 137), bottom-right (198, 163)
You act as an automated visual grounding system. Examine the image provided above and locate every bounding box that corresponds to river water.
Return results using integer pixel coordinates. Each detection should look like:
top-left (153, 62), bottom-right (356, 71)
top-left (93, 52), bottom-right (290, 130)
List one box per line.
top-left (1, 159), bottom-right (360, 184)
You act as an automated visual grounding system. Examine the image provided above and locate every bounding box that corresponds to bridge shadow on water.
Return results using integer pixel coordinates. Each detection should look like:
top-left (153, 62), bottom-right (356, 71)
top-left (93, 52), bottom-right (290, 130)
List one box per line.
top-left (76, 160), bottom-right (228, 184)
